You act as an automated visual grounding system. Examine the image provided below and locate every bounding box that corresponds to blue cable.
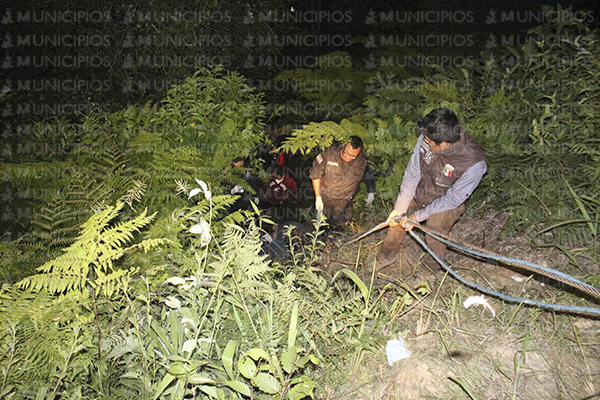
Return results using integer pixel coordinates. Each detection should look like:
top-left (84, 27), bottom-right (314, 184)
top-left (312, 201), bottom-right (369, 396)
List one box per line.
top-left (423, 229), bottom-right (600, 297)
top-left (407, 227), bottom-right (600, 316)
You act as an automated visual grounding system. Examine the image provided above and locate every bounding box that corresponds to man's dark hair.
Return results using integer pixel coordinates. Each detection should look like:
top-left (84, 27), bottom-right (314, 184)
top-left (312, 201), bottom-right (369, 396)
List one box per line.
top-left (348, 135), bottom-right (363, 149)
top-left (232, 156), bottom-right (245, 164)
top-left (273, 166), bottom-right (285, 177)
top-left (417, 108), bottom-right (462, 145)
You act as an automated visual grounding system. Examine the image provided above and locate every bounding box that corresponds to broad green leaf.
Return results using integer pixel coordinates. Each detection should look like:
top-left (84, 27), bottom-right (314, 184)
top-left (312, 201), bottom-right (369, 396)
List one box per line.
top-left (253, 372), bottom-right (280, 394)
top-left (238, 357), bottom-right (257, 379)
top-left (151, 319), bottom-right (174, 355)
top-left (167, 355), bottom-right (188, 363)
top-left (182, 339), bottom-right (197, 354)
top-left (152, 373), bottom-right (176, 400)
top-left (169, 311), bottom-right (181, 351)
top-left (168, 364), bottom-right (186, 376)
top-left (297, 354), bottom-right (319, 368)
top-left (332, 268), bottom-right (370, 305)
top-left (271, 353), bottom-right (284, 384)
top-left (34, 386), bottom-right (47, 400)
top-left (181, 318), bottom-right (197, 331)
top-left (288, 302), bottom-right (299, 349)
top-left (246, 347), bottom-right (269, 361)
top-left (288, 376), bottom-right (316, 400)
top-left (187, 359), bottom-right (206, 370)
top-left (281, 347), bottom-right (298, 374)
top-left (198, 385), bottom-right (221, 399)
top-left (187, 373), bottom-right (217, 385)
top-left (222, 340), bottom-right (238, 381)
top-left (225, 380), bottom-right (252, 397)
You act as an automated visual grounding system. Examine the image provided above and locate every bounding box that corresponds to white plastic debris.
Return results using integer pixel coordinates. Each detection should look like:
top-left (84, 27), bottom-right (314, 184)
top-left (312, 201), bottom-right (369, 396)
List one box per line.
top-left (386, 336), bottom-right (410, 366)
top-left (464, 294), bottom-right (496, 317)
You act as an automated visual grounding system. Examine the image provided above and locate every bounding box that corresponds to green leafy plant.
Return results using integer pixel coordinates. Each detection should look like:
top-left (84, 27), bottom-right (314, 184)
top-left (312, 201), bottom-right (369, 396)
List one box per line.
top-left (18, 202), bottom-right (168, 299)
top-left (225, 343), bottom-right (318, 400)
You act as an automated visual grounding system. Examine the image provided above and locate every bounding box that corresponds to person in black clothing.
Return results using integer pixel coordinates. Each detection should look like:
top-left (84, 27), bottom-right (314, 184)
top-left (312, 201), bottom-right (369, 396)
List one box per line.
top-left (229, 157), bottom-right (260, 212)
top-left (264, 221), bottom-right (313, 259)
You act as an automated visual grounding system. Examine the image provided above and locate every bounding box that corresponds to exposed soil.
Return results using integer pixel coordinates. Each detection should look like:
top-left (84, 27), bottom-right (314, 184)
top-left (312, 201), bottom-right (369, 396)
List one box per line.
top-left (318, 211), bottom-right (600, 400)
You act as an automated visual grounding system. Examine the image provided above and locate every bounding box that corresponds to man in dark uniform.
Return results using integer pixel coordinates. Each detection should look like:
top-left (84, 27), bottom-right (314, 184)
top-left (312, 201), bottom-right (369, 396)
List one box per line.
top-left (377, 108), bottom-right (486, 273)
top-left (310, 136), bottom-right (376, 228)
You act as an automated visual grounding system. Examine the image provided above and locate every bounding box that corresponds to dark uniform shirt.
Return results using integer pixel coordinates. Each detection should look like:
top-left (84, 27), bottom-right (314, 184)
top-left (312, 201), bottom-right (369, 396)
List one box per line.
top-left (309, 145), bottom-right (376, 203)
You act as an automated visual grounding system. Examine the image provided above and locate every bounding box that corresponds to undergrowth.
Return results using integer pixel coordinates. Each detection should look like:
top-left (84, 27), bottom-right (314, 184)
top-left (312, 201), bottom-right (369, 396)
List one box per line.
top-left (0, 10), bottom-right (599, 399)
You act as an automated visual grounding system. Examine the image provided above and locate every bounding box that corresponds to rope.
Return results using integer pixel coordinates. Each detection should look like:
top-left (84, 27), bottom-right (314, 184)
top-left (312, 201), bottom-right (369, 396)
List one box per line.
top-left (335, 217), bottom-right (600, 316)
top-left (335, 220), bottom-right (389, 249)
top-left (409, 220), bottom-right (600, 299)
top-left (407, 229), bottom-right (600, 316)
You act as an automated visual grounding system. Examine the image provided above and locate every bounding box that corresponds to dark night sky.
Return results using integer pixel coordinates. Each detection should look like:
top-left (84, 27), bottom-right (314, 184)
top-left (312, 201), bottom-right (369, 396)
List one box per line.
top-left (1, 0), bottom-right (598, 125)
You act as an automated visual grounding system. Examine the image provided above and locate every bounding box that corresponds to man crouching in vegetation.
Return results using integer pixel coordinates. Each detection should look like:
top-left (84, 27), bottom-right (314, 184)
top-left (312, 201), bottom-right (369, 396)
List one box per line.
top-left (376, 108), bottom-right (486, 278)
top-left (310, 135), bottom-right (376, 229)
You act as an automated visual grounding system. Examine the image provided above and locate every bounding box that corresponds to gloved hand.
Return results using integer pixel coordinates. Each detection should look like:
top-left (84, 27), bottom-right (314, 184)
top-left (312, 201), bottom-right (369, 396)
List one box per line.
top-left (386, 209), bottom-right (404, 227)
top-left (315, 196), bottom-right (324, 211)
top-left (366, 192), bottom-right (375, 204)
top-left (230, 185), bottom-right (244, 195)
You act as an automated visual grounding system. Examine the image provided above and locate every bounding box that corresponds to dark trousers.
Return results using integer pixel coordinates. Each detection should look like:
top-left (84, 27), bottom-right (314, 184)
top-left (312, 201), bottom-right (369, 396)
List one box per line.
top-left (323, 198), bottom-right (352, 228)
top-left (379, 200), bottom-right (465, 271)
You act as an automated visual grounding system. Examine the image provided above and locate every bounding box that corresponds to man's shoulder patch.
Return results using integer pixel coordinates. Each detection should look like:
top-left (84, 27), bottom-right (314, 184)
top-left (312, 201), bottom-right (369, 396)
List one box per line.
top-left (316, 154), bottom-right (323, 164)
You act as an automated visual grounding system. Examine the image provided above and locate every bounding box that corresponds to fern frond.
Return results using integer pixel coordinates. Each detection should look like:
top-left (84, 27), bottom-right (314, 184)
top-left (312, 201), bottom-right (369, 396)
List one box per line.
top-left (120, 179), bottom-right (147, 211)
top-left (279, 119), bottom-right (368, 155)
top-left (18, 203), bottom-right (155, 298)
top-left (125, 238), bottom-right (172, 254)
top-left (221, 222), bottom-right (270, 281)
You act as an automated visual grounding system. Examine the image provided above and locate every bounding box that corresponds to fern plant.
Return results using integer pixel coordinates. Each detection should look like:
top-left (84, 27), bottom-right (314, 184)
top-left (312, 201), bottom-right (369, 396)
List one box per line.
top-left (18, 202), bottom-right (169, 299)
